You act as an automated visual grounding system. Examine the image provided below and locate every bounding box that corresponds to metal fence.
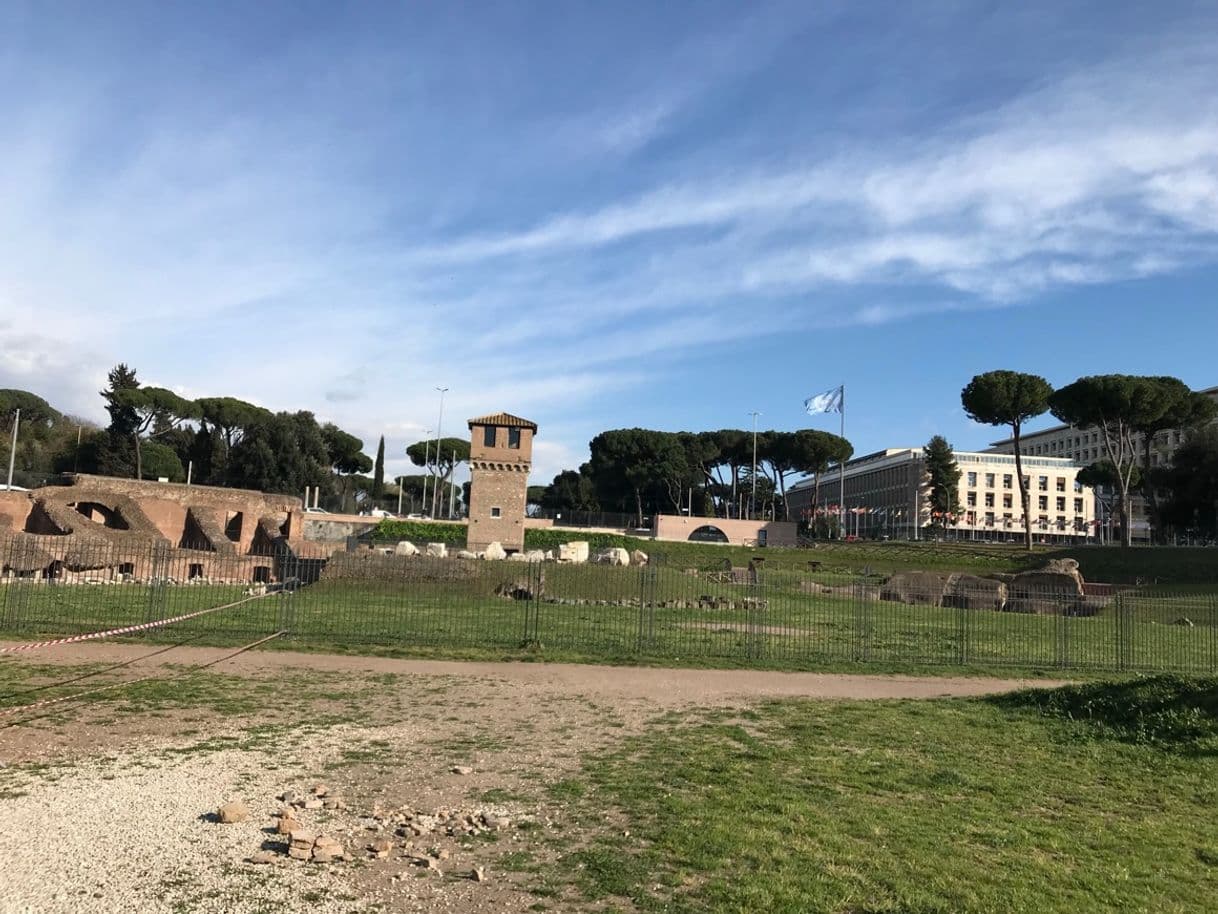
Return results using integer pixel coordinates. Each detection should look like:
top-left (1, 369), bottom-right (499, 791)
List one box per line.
top-left (1, 535), bottom-right (1215, 673)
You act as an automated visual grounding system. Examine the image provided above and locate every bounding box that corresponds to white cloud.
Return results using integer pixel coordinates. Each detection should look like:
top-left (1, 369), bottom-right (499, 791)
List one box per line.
top-left (411, 39), bottom-right (1218, 313)
top-left (2, 20), bottom-right (1216, 481)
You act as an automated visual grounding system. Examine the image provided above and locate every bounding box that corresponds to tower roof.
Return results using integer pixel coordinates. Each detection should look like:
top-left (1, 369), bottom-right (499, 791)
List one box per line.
top-left (467, 412), bottom-right (538, 431)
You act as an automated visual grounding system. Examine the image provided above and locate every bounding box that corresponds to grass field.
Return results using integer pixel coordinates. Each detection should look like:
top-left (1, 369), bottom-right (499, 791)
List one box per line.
top-left (2, 558), bottom-right (1215, 675)
top-left (554, 676), bottom-right (1218, 913)
top-left (385, 522), bottom-right (1218, 586)
top-left (2, 648), bottom-right (1216, 911)
top-left (638, 536), bottom-right (1218, 585)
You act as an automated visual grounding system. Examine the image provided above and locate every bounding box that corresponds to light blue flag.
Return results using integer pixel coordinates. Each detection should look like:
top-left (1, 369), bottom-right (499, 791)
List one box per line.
top-left (804, 386), bottom-right (843, 415)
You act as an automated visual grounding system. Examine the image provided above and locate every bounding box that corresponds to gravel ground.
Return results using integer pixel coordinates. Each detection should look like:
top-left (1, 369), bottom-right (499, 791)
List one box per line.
top-left (0, 734), bottom-right (359, 914)
top-left (0, 644), bottom-right (1062, 912)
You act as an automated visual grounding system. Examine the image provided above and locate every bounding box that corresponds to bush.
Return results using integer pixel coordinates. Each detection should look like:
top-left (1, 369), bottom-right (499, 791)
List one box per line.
top-left (523, 529), bottom-right (635, 551)
top-left (371, 519), bottom-right (467, 545)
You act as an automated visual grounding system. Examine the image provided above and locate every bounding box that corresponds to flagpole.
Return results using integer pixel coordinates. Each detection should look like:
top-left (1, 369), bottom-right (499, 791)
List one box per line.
top-left (838, 385), bottom-right (845, 540)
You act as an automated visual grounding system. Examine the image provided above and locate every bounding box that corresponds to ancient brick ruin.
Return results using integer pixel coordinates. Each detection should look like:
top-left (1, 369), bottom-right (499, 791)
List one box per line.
top-left (0, 474), bottom-right (307, 584)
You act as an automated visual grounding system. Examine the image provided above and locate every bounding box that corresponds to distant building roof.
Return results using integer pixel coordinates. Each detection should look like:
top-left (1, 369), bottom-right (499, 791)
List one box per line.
top-left (467, 412), bottom-right (538, 431)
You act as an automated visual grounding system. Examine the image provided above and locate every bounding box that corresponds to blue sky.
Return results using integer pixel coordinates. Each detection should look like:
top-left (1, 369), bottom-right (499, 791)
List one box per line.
top-left (2, 1), bottom-right (1217, 484)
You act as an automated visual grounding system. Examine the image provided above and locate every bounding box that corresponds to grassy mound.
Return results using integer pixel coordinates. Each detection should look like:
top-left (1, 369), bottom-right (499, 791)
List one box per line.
top-left (992, 674), bottom-right (1218, 749)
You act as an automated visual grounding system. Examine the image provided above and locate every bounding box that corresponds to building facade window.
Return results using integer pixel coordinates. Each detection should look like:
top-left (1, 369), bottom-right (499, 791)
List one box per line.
top-left (1003, 474), bottom-right (1012, 488)
top-left (984, 493), bottom-right (995, 508)
top-left (1056, 497), bottom-right (1066, 511)
top-left (483, 426), bottom-right (496, 447)
top-left (1056, 477), bottom-right (1066, 492)
top-left (490, 506), bottom-right (501, 518)
top-left (967, 472), bottom-right (977, 487)
top-left (1074, 498), bottom-right (1084, 513)
top-left (1038, 475), bottom-right (1048, 491)
top-left (1038, 495), bottom-right (1049, 510)
top-left (967, 492), bottom-right (977, 507)
top-left (985, 473), bottom-right (995, 487)
top-left (508, 427), bottom-right (522, 449)
top-left (1003, 494), bottom-right (1013, 509)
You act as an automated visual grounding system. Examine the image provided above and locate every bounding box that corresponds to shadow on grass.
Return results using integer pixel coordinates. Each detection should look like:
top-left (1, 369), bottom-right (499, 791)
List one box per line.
top-left (990, 674), bottom-right (1218, 751)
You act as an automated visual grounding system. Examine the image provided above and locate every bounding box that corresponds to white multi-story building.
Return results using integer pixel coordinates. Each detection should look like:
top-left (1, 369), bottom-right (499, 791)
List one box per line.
top-left (786, 448), bottom-right (1095, 542)
top-left (985, 385), bottom-right (1218, 540)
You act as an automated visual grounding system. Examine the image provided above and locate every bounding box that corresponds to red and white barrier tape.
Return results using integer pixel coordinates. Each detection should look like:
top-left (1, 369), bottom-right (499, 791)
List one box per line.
top-left (0, 631), bottom-right (284, 719)
top-left (0, 593), bottom-right (267, 655)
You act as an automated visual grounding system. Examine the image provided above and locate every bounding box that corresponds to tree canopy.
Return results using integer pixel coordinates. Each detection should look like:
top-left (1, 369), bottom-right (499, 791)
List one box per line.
top-left (1049, 374), bottom-right (1165, 547)
top-left (923, 435), bottom-right (962, 530)
top-left (962, 370), bottom-right (1051, 551)
top-left (0, 389), bottom-right (61, 433)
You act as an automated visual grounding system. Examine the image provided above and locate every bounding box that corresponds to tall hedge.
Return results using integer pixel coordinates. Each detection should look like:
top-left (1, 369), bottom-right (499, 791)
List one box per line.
top-left (372, 519), bottom-right (467, 545)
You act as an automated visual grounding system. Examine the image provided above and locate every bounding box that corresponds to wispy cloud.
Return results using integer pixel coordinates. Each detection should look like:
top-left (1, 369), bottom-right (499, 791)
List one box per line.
top-left (413, 39), bottom-right (1218, 308)
top-left (1, 8), bottom-right (1216, 481)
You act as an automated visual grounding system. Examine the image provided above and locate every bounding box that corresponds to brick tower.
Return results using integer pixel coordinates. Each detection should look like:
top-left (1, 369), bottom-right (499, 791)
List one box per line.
top-left (466, 412), bottom-right (537, 553)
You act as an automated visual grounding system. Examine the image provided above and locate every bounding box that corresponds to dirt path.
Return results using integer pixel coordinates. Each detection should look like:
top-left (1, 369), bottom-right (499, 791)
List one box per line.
top-left (0, 645), bottom-right (1066, 914)
top-left (0, 640), bottom-right (1062, 703)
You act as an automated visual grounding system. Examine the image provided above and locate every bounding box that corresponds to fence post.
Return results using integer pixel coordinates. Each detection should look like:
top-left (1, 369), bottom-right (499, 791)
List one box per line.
top-left (747, 573), bottom-right (763, 662)
top-left (0, 535), bottom-right (11, 630)
top-left (277, 545), bottom-right (297, 637)
top-left (1115, 589), bottom-right (1131, 672)
top-left (1, 535), bottom-right (27, 632)
top-left (636, 563), bottom-right (656, 655)
top-left (1054, 593), bottom-right (1067, 669)
top-left (851, 581), bottom-right (867, 663)
top-left (1210, 592), bottom-right (1217, 674)
top-left (522, 559), bottom-right (541, 647)
top-left (144, 541), bottom-right (166, 625)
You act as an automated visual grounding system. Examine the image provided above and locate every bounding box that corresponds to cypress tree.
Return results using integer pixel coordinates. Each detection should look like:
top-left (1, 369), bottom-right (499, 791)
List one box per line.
top-left (372, 435), bottom-right (385, 503)
top-left (924, 435), bottom-right (962, 532)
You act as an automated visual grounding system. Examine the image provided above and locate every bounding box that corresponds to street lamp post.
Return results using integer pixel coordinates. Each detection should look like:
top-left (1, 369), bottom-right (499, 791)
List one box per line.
top-left (431, 388), bottom-right (448, 518)
top-left (420, 430), bottom-right (433, 518)
top-left (5, 408), bottom-right (19, 491)
top-left (749, 410), bottom-right (761, 521)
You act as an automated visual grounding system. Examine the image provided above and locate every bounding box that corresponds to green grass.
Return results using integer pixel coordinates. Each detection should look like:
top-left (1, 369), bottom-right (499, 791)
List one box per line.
top-left (2, 567), bottom-right (1215, 676)
top-left (556, 676), bottom-right (1218, 913)
top-left (0, 657), bottom-right (394, 721)
top-left (640, 537), bottom-right (1218, 585)
top-left (369, 522), bottom-right (1218, 585)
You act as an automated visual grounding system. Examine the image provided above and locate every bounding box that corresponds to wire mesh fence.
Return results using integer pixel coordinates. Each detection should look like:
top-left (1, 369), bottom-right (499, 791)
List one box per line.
top-left (1, 534), bottom-right (1215, 673)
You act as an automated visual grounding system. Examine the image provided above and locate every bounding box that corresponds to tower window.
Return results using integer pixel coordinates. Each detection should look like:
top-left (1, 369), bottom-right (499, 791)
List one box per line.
top-left (483, 426), bottom-right (496, 447)
top-left (490, 506), bottom-right (501, 518)
top-left (508, 427), bottom-right (521, 449)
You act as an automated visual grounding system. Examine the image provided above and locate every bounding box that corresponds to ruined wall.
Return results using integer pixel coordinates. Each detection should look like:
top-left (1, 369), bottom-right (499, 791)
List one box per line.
top-left (295, 512), bottom-right (382, 544)
top-left (57, 475), bottom-right (299, 554)
top-left (62, 474), bottom-right (300, 513)
top-left (653, 515), bottom-right (799, 547)
top-left (0, 476), bottom-right (306, 583)
top-left (0, 490), bottom-right (31, 534)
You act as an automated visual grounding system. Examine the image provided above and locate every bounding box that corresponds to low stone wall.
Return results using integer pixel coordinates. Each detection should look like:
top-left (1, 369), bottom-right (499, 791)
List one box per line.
top-left (653, 515), bottom-right (799, 547)
top-left (0, 532), bottom-right (275, 583)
